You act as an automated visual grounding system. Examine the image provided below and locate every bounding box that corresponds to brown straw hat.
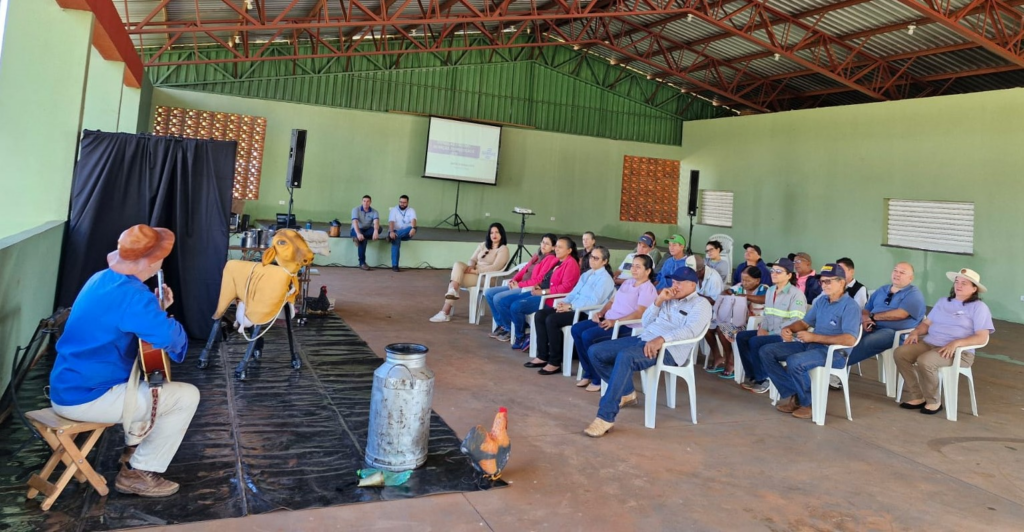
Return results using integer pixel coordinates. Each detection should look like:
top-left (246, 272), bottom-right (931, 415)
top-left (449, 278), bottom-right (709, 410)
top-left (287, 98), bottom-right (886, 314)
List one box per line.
top-left (107, 224), bottom-right (175, 276)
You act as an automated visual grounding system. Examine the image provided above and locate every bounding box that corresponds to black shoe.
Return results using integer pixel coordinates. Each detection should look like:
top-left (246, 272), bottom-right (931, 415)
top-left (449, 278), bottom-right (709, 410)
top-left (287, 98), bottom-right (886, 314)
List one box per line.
top-left (899, 401), bottom-right (926, 410)
top-left (920, 405), bottom-right (944, 415)
top-left (524, 361), bottom-right (545, 368)
top-left (538, 367), bottom-right (562, 375)
top-left (392, 266), bottom-right (400, 272)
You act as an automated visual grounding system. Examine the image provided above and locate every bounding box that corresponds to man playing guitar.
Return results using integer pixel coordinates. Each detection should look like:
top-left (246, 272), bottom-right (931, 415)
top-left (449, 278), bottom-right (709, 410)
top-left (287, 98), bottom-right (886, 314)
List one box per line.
top-left (50, 224), bottom-right (198, 497)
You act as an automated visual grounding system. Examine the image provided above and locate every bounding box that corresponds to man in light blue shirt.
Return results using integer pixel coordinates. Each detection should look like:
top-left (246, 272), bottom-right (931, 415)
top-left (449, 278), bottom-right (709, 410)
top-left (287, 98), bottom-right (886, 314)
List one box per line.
top-left (846, 261), bottom-right (926, 368)
top-left (583, 267), bottom-right (712, 437)
top-left (350, 194), bottom-right (381, 270)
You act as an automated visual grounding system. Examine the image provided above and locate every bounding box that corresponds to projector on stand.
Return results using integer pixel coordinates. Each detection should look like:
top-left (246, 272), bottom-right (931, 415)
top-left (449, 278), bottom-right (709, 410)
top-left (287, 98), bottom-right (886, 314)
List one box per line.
top-left (513, 207), bottom-right (534, 215)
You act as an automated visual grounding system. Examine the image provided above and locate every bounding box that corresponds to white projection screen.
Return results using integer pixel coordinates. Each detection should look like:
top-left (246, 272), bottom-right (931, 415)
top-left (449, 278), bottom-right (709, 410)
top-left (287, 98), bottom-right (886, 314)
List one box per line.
top-left (423, 117), bottom-right (502, 185)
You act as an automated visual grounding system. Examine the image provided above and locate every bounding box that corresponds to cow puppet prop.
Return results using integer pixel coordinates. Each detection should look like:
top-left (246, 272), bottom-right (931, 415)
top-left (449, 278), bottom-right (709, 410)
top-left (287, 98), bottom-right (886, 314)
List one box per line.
top-left (198, 229), bottom-right (315, 379)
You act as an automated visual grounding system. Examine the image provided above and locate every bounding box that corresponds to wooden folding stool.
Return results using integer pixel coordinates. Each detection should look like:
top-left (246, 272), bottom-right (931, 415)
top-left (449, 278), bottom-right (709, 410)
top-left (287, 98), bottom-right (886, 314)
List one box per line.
top-left (24, 408), bottom-right (113, 511)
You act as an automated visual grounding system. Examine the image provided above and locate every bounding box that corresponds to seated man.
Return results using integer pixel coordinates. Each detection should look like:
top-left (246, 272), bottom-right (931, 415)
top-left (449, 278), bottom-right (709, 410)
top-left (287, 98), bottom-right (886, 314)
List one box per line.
top-left (655, 234), bottom-right (689, 290)
top-left (50, 224), bottom-right (197, 497)
top-left (733, 243), bottom-right (771, 284)
top-left (793, 252), bottom-right (821, 303)
top-left (578, 231), bottom-right (597, 273)
top-left (386, 194), bottom-right (417, 272)
top-left (837, 257), bottom-right (868, 308)
top-left (582, 267), bottom-right (712, 437)
top-left (759, 263), bottom-right (860, 420)
top-left (845, 261), bottom-right (926, 371)
top-left (350, 194), bottom-right (381, 270)
top-left (613, 234), bottom-right (654, 286)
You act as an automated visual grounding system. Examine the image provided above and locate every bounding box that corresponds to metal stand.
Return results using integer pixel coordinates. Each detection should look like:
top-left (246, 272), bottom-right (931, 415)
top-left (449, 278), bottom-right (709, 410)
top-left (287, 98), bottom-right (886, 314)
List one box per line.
top-left (286, 185), bottom-right (296, 228)
top-left (686, 213), bottom-right (695, 255)
top-left (509, 211), bottom-right (535, 265)
top-left (435, 181), bottom-right (470, 232)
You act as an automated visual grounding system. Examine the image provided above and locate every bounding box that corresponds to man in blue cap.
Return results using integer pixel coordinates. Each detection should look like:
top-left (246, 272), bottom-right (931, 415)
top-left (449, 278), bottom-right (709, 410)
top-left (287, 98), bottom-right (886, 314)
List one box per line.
top-left (759, 262), bottom-right (861, 420)
top-left (583, 267), bottom-right (712, 437)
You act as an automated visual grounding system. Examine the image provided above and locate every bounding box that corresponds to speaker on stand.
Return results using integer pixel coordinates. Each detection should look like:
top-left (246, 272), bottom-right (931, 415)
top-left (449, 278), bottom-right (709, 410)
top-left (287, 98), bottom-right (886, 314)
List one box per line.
top-left (686, 170), bottom-right (699, 255)
top-left (285, 129), bottom-right (307, 227)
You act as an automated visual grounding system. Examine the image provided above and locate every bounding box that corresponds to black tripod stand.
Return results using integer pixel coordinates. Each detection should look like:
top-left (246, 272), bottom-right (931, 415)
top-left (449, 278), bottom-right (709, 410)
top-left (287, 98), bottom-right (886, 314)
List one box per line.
top-left (509, 210), bottom-right (535, 265)
top-left (435, 181), bottom-right (470, 232)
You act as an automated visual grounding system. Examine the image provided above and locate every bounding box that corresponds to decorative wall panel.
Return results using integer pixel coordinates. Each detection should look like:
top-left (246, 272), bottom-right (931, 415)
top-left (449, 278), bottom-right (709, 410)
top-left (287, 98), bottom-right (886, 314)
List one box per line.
top-left (153, 106), bottom-right (267, 200)
top-left (619, 156), bottom-right (680, 224)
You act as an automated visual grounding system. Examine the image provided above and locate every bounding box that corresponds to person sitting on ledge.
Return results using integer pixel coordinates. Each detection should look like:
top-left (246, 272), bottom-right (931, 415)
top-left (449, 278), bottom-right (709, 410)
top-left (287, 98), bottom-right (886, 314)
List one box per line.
top-left (527, 246), bottom-right (616, 375)
top-left (895, 268), bottom-right (993, 415)
top-left (578, 231), bottom-right (597, 273)
top-left (50, 224), bottom-right (197, 498)
top-left (430, 222), bottom-right (509, 322)
top-left (487, 234), bottom-right (558, 341)
top-left (582, 267), bottom-right (712, 438)
top-left (507, 237), bottom-right (581, 352)
top-left (386, 194), bottom-right (417, 272)
top-left (613, 234), bottom-right (654, 286)
top-left (350, 194), bottom-right (381, 271)
top-left (759, 263), bottom-right (861, 420)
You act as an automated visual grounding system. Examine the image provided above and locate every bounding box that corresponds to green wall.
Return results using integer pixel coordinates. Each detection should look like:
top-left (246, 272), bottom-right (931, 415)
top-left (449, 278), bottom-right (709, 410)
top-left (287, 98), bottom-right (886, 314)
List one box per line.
top-left (681, 88), bottom-right (1024, 322)
top-left (151, 88), bottom-right (688, 241)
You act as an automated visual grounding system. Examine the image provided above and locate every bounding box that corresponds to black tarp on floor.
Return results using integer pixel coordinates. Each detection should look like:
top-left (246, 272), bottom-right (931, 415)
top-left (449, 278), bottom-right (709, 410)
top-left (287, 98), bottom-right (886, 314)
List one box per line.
top-left (0, 314), bottom-right (504, 531)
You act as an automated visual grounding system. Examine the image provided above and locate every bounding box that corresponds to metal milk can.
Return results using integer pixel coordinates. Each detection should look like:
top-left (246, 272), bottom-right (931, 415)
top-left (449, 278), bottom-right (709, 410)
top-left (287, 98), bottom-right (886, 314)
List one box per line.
top-left (365, 343), bottom-right (434, 471)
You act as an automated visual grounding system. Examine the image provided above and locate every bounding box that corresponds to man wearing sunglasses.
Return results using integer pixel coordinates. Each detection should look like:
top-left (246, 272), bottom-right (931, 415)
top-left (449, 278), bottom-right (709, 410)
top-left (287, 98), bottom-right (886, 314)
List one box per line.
top-left (843, 262), bottom-right (926, 376)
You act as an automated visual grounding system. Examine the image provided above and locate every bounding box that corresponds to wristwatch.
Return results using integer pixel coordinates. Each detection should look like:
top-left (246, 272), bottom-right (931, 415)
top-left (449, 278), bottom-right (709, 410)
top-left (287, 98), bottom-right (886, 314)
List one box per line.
top-left (868, 313), bottom-right (875, 321)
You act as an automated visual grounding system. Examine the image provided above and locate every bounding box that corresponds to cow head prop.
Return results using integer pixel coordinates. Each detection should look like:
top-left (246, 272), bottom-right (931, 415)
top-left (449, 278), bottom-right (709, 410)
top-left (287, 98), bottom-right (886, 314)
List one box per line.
top-left (262, 229), bottom-right (314, 273)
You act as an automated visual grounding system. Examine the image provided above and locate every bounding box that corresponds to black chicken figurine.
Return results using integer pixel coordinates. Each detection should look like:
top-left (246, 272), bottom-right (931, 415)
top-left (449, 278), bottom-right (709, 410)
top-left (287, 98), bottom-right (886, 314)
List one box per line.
top-left (305, 285), bottom-right (330, 313)
top-left (460, 407), bottom-right (510, 481)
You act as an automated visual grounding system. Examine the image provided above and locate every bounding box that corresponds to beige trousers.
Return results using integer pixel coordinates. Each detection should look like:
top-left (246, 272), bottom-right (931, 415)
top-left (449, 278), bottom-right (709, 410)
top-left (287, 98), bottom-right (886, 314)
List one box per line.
top-left (52, 381), bottom-right (200, 473)
top-left (894, 341), bottom-right (974, 405)
top-left (450, 261), bottom-right (480, 287)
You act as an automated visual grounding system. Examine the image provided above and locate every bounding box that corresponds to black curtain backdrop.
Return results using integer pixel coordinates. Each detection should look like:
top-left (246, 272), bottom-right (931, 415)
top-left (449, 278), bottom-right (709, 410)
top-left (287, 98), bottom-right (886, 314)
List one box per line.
top-left (57, 131), bottom-right (237, 339)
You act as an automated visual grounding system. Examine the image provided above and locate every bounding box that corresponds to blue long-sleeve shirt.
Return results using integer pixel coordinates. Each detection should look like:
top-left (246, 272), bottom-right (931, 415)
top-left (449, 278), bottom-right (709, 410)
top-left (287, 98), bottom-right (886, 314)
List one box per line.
top-left (563, 267), bottom-right (615, 310)
top-left (51, 269), bottom-right (188, 406)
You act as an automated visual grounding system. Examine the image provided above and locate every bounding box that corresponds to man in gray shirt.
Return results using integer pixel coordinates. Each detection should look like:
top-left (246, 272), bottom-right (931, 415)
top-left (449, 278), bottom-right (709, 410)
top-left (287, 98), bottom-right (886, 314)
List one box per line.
top-left (583, 267), bottom-right (712, 437)
top-left (350, 195), bottom-right (381, 270)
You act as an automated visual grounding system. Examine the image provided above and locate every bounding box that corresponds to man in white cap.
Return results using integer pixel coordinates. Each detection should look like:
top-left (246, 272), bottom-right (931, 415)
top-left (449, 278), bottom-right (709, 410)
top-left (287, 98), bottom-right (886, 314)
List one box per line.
top-left (50, 224), bottom-right (198, 497)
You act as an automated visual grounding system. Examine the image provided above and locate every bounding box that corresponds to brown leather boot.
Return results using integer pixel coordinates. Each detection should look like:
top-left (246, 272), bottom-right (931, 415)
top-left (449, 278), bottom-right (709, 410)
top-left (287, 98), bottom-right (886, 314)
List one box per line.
top-left (115, 468), bottom-right (180, 497)
top-left (792, 406), bottom-right (813, 419)
top-left (776, 396), bottom-right (799, 414)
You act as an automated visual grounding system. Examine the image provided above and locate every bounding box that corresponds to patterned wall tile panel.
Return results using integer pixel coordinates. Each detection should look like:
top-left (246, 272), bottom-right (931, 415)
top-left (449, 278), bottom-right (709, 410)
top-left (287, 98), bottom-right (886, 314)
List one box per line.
top-left (619, 156), bottom-right (680, 225)
top-left (152, 106), bottom-right (267, 200)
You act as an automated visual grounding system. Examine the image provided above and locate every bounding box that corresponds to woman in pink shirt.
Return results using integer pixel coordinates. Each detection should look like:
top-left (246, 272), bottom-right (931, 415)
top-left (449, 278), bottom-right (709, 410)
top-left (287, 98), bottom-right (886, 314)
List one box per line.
top-left (508, 237), bottom-right (581, 351)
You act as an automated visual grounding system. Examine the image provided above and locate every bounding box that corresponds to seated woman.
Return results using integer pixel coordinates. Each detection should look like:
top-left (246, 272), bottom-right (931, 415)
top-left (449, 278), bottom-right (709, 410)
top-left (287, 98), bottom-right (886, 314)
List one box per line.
top-left (487, 234), bottom-right (558, 340)
top-left (506, 237), bottom-right (581, 351)
top-left (707, 266), bottom-right (768, 378)
top-left (570, 254), bottom-right (657, 391)
top-left (429, 223), bottom-right (509, 322)
top-left (895, 268), bottom-right (994, 415)
top-left (526, 246), bottom-right (616, 375)
top-left (735, 258), bottom-right (807, 394)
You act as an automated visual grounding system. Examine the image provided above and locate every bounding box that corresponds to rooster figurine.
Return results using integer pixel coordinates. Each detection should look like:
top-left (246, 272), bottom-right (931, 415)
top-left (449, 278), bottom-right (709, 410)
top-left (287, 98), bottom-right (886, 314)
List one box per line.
top-left (305, 285), bottom-right (331, 313)
top-left (460, 407), bottom-right (510, 481)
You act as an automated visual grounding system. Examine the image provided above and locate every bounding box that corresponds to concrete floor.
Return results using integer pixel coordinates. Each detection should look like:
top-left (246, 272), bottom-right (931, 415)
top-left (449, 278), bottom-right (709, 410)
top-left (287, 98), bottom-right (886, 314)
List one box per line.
top-left (152, 267), bottom-right (1024, 531)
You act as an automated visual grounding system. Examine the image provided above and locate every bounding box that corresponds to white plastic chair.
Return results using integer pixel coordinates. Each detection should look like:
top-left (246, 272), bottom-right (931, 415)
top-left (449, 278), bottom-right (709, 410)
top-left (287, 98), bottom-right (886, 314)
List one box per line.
top-left (873, 328), bottom-right (915, 397)
top-left (642, 322), bottom-right (711, 427)
top-left (895, 340), bottom-right (987, 422)
top-left (560, 302), bottom-right (609, 377)
top-left (516, 293), bottom-right (569, 358)
top-left (730, 316), bottom-right (763, 385)
top-left (708, 233), bottom-right (733, 270)
top-left (466, 261), bottom-right (524, 326)
top-left (807, 327), bottom-right (863, 426)
top-left (596, 319), bottom-right (644, 393)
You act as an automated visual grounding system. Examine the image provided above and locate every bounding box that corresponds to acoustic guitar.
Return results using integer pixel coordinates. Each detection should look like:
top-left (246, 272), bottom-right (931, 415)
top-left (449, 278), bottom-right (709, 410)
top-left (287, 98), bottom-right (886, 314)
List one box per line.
top-left (138, 269), bottom-right (172, 384)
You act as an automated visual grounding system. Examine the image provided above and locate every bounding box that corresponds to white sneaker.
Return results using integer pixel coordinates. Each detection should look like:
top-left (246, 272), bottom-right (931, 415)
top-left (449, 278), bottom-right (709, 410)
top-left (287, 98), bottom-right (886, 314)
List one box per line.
top-left (444, 288), bottom-right (460, 300)
top-left (429, 311), bottom-right (450, 323)
top-left (829, 374), bottom-right (843, 389)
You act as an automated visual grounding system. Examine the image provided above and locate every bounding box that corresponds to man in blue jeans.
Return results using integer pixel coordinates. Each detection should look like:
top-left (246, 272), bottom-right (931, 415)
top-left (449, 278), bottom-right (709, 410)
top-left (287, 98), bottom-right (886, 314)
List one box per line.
top-left (760, 263), bottom-right (861, 420)
top-left (386, 194), bottom-right (417, 272)
top-left (350, 195), bottom-right (380, 270)
top-left (583, 267), bottom-right (712, 437)
top-left (840, 262), bottom-right (925, 386)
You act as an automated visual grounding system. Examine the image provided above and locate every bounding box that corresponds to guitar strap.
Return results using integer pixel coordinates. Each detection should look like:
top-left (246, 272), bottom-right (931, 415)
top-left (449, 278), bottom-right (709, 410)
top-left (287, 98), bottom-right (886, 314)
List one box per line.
top-left (122, 355), bottom-right (160, 445)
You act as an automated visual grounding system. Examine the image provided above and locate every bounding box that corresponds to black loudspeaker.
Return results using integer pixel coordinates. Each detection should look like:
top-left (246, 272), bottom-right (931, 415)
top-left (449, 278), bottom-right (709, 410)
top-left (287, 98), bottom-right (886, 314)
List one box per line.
top-left (687, 169), bottom-right (700, 217)
top-left (286, 129), bottom-right (307, 188)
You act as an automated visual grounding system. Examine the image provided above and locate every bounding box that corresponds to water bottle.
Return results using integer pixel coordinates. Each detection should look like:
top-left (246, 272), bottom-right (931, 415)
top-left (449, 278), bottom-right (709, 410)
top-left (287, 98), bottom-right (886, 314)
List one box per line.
top-left (305, 220), bottom-right (312, 230)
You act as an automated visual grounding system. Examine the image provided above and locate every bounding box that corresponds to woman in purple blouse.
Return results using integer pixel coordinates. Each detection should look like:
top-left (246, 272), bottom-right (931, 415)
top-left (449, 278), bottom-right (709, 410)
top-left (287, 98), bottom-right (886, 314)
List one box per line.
top-left (894, 268), bottom-right (994, 415)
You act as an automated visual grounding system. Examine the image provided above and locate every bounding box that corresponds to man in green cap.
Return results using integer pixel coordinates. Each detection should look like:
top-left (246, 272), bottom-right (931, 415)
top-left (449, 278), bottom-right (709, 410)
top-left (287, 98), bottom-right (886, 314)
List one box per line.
top-left (655, 234), bottom-right (690, 290)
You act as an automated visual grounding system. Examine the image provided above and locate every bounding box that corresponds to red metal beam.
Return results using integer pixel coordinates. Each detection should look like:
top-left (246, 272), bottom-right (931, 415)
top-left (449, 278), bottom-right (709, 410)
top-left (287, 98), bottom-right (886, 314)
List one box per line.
top-left (892, 0), bottom-right (1024, 68)
top-left (57, 0), bottom-right (144, 87)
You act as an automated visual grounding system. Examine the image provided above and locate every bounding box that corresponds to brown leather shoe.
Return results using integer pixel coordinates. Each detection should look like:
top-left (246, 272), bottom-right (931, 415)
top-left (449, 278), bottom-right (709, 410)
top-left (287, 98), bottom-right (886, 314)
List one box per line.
top-left (776, 396), bottom-right (799, 414)
top-left (115, 468), bottom-right (180, 497)
top-left (359, 264), bottom-right (372, 271)
top-left (792, 405), bottom-right (813, 419)
top-left (583, 418), bottom-right (614, 438)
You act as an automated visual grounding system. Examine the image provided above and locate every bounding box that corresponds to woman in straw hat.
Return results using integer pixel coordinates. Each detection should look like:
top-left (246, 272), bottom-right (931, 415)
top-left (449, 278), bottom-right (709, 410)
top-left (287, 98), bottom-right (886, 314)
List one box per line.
top-left (50, 224), bottom-right (198, 497)
top-left (894, 268), bottom-right (995, 415)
